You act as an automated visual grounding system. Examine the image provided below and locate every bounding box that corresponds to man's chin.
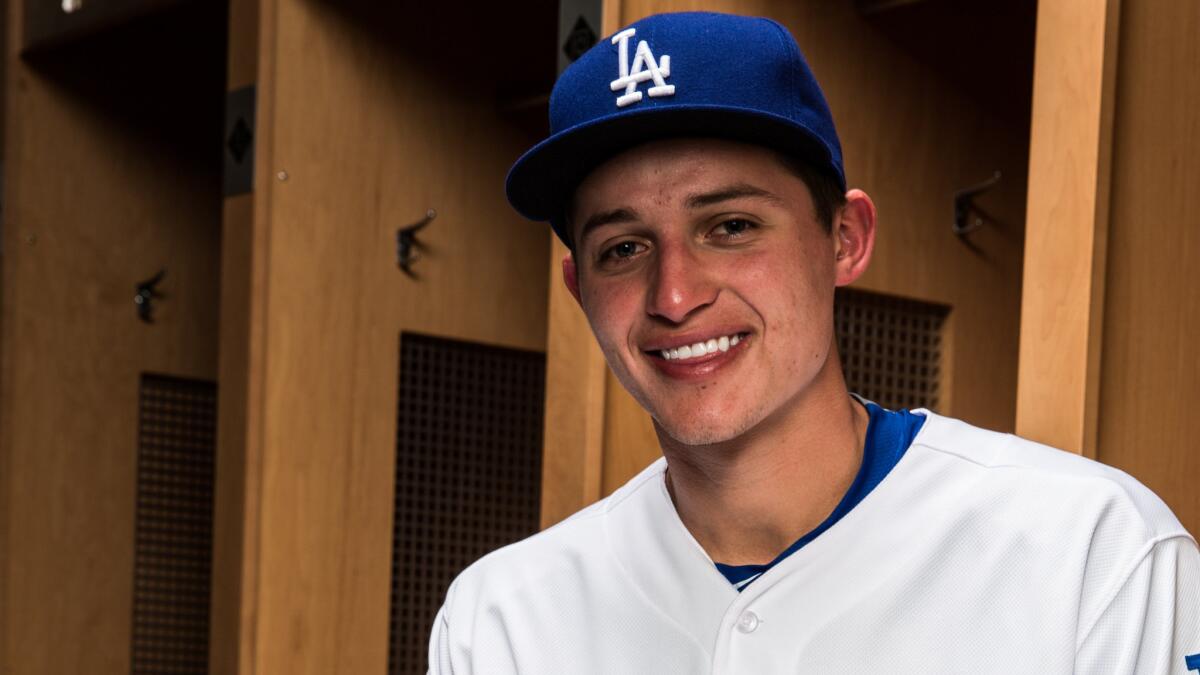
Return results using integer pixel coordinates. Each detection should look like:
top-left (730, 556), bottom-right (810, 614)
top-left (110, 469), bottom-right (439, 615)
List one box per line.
top-left (650, 410), bottom-right (758, 448)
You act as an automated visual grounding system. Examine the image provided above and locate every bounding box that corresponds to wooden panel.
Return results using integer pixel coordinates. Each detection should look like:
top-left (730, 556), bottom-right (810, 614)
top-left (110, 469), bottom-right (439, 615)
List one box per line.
top-left (1096, 0), bottom-right (1200, 534)
top-left (0, 6), bottom-right (12, 670)
top-left (225, 0), bottom-right (259, 90)
top-left (587, 0), bottom-right (1033, 491)
top-left (209, 0), bottom-right (261, 672)
top-left (243, 0), bottom-right (553, 672)
top-left (1016, 0), bottom-right (1122, 457)
top-left (211, 195), bottom-right (256, 675)
top-left (0, 3), bottom-right (226, 673)
top-left (600, 361), bottom-right (659, 495)
top-left (542, 236), bottom-right (608, 525)
top-left (540, 0), bottom-right (623, 526)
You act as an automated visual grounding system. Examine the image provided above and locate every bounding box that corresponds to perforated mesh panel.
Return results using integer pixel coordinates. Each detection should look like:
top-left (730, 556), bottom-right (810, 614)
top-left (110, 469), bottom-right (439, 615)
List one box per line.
top-left (133, 374), bottom-right (217, 675)
top-left (835, 287), bottom-right (948, 411)
top-left (389, 333), bottom-right (546, 675)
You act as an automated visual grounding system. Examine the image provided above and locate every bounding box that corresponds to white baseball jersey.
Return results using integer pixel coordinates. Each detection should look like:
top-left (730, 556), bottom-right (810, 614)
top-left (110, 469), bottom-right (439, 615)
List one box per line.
top-left (428, 410), bottom-right (1200, 674)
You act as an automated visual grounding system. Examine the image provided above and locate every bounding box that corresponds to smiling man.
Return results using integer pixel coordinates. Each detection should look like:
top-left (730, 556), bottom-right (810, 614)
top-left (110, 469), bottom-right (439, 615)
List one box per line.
top-left (429, 12), bottom-right (1198, 674)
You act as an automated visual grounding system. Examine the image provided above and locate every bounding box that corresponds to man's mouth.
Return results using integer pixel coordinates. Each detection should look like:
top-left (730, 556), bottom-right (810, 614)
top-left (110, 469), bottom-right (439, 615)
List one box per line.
top-left (644, 331), bottom-right (751, 363)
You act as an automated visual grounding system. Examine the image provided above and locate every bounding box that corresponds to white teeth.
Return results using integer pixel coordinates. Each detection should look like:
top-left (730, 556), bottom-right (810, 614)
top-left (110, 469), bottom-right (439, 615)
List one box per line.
top-left (658, 333), bottom-right (746, 360)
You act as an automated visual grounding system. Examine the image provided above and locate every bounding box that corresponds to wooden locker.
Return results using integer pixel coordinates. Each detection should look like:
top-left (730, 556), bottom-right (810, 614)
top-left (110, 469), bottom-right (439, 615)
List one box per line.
top-left (209, 1), bottom-right (558, 672)
top-left (1019, 0), bottom-right (1200, 535)
top-left (1094, 0), bottom-right (1200, 538)
top-left (0, 2), bottom-right (228, 672)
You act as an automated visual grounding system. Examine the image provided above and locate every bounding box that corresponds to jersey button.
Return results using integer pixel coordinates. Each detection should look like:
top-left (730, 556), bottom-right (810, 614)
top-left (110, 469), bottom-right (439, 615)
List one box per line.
top-left (735, 611), bottom-right (760, 634)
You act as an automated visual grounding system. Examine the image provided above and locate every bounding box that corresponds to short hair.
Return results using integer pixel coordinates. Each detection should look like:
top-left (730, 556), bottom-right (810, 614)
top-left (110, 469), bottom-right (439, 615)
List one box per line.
top-left (561, 149), bottom-right (847, 253)
top-left (772, 150), bottom-right (848, 236)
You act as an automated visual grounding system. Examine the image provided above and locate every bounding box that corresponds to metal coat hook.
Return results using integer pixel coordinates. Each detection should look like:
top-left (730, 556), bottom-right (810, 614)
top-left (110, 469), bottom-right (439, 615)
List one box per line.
top-left (135, 269), bottom-right (166, 323)
top-left (397, 209), bottom-right (436, 276)
top-left (953, 171), bottom-right (1001, 236)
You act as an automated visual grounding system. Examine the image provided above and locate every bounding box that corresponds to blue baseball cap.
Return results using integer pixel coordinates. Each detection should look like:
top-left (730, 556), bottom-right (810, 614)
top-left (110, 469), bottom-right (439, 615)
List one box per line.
top-left (505, 11), bottom-right (846, 245)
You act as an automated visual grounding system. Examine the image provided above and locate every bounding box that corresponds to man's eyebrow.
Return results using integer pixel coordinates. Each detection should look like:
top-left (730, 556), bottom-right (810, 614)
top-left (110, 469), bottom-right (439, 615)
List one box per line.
top-left (578, 207), bottom-right (639, 245)
top-left (685, 183), bottom-right (785, 209)
top-left (574, 184), bottom-right (780, 245)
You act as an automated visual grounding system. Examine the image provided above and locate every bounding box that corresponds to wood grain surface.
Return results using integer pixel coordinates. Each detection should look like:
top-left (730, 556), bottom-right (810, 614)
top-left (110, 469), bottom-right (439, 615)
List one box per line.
top-left (1096, 0), bottom-right (1200, 536)
top-left (0, 3), bottom-right (226, 672)
top-left (209, 2), bottom-right (263, 672)
top-left (235, 1), bottom-right (553, 671)
top-left (1016, 0), bottom-right (1122, 458)
top-left (539, 0), bottom-right (624, 528)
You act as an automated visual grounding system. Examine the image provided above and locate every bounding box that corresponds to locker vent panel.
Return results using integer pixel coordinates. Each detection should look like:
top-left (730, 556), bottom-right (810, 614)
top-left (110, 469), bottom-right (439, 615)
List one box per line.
top-left (389, 333), bottom-right (545, 675)
top-left (132, 374), bottom-right (217, 675)
top-left (835, 287), bottom-right (949, 411)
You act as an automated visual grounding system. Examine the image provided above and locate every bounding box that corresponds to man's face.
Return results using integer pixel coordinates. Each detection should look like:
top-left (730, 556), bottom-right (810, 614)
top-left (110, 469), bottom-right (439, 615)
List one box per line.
top-left (568, 138), bottom-right (844, 446)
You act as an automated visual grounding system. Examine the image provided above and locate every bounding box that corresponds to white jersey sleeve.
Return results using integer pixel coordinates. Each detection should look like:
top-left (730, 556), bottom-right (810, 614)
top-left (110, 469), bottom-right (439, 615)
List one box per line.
top-left (427, 602), bottom-right (453, 675)
top-left (1075, 535), bottom-right (1200, 674)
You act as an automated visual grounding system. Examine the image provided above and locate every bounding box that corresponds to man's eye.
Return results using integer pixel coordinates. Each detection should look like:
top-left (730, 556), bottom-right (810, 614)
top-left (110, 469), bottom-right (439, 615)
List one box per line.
top-left (601, 241), bottom-right (646, 261)
top-left (713, 219), bottom-right (757, 237)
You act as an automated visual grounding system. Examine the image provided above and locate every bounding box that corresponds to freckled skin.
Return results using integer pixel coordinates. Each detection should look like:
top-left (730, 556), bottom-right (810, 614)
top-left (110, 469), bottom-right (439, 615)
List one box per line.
top-left (567, 139), bottom-right (845, 447)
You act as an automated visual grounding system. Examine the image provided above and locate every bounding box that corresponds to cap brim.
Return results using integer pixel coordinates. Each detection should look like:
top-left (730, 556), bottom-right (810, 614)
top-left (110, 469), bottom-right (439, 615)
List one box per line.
top-left (505, 104), bottom-right (844, 243)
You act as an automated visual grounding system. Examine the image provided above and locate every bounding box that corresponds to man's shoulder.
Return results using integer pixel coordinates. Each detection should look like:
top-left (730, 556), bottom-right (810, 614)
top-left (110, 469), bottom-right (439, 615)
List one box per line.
top-left (910, 410), bottom-right (1190, 543)
top-left (896, 411), bottom-right (1195, 639)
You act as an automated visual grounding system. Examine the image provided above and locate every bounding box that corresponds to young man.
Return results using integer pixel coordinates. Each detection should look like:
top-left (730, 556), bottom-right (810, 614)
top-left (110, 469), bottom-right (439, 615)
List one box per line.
top-left (430, 12), bottom-right (1199, 673)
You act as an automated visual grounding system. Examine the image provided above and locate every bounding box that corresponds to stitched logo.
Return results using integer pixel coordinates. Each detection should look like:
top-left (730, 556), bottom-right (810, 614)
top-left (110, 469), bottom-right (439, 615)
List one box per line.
top-left (609, 28), bottom-right (675, 108)
top-left (1186, 653), bottom-right (1200, 672)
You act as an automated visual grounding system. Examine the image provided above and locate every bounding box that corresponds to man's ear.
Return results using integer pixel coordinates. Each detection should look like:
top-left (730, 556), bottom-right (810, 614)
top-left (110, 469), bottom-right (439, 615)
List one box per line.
top-left (562, 253), bottom-right (583, 306)
top-left (833, 188), bottom-right (877, 287)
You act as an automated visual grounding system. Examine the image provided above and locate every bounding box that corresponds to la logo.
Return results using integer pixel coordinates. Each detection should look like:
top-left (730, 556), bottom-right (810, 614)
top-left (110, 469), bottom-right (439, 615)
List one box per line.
top-left (609, 27), bottom-right (675, 107)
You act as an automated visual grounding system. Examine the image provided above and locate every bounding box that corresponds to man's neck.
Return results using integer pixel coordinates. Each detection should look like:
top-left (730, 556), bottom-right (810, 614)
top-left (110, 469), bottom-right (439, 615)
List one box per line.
top-left (658, 366), bottom-right (869, 567)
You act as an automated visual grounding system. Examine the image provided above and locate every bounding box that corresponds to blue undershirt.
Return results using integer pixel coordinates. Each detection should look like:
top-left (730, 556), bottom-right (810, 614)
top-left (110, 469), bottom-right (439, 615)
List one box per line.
top-left (713, 400), bottom-right (925, 591)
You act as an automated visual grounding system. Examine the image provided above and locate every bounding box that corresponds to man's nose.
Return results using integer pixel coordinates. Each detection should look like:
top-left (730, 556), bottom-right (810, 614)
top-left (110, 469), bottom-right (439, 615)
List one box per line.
top-left (646, 242), bottom-right (718, 324)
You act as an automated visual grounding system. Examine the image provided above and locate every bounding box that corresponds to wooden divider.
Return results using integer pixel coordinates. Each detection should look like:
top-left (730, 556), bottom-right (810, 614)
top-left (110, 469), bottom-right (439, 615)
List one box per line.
top-left (1016, 0), bottom-right (1122, 458)
top-left (1094, 0), bottom-right (1200, 535)
top-left (539, 0), bottom-right (623, 529)
top-left (540, 235), bottom-right (608, 528)
top-left (210, 0), bottom-right (264, 671)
